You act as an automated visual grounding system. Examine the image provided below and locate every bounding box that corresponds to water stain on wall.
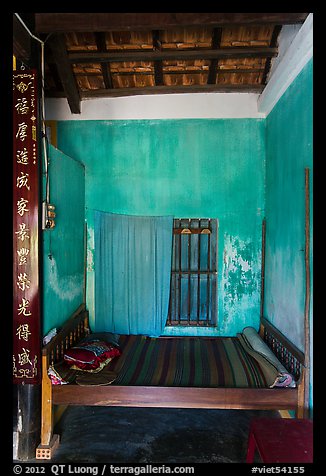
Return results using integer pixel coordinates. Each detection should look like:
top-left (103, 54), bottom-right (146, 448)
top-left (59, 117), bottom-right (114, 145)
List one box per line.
top-left (46, 257), bottom-right (83, 302)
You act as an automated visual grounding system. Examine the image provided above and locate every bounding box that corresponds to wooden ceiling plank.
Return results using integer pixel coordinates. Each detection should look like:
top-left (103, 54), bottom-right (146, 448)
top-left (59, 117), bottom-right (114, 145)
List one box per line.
top-left (48, 33), bottom-right (81, 113)
top-left (68, 47), bottom-right (278, 63)
top-left (35, 13), bottom-right (309, 33)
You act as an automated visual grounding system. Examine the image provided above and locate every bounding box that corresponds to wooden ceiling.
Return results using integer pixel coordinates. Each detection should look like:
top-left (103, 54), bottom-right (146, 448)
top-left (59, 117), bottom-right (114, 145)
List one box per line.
top-left (19, 13), bottom-right (309, 114)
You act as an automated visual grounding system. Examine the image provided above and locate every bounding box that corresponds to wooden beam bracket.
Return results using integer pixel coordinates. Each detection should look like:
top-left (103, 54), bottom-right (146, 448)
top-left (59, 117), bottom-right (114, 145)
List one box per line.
top-left (48, 33), bottom-right (81, 114)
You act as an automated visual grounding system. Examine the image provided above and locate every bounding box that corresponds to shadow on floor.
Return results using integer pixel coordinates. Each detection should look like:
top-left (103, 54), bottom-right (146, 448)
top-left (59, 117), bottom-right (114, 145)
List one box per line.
top-left (48, 406), bottom-right (280, 464)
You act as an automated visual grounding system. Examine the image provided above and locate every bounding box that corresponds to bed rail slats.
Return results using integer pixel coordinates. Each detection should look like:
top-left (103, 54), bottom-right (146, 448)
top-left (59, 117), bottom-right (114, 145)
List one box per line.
top-left (43, 304), bottom-right (90, 366)
top-left (260, 316), bottom-right (305, 384)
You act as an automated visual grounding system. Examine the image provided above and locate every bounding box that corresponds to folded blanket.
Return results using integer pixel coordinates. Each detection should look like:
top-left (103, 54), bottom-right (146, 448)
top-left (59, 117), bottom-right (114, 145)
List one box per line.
top-left (48, 360), bottom-right (79, 385)
top-left (237, 327), bottom-right (296, 388)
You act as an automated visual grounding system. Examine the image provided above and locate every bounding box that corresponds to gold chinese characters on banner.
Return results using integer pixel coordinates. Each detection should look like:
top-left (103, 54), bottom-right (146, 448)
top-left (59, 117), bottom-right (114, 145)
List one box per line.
top-left (13, 70), bottom-right (41, 384)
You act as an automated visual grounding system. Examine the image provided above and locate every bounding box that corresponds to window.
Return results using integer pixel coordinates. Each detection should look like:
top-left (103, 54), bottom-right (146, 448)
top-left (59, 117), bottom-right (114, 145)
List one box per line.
top-left (167, 218), bottom-right (218, 327)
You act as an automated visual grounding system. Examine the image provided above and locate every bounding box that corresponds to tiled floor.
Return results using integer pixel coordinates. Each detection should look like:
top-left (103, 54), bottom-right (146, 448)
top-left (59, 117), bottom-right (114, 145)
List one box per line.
top-left (43, 406), bottom-right (280, 464)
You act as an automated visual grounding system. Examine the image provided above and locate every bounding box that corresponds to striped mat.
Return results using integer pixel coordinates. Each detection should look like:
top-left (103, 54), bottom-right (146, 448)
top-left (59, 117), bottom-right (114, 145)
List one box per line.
top-left (107, 335), bottom-right (274, 388)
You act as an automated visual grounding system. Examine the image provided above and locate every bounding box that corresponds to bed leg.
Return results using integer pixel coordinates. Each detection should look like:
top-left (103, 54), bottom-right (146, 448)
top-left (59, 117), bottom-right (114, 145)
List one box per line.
top-left (296, 373), bottom-right (307, 419)
top-left (36, 358), bottom-right (60, 459)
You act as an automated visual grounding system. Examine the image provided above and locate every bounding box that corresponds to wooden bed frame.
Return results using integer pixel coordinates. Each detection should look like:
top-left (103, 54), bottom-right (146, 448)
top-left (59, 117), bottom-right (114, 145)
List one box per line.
top-left (36, 303), bottom-right (306, 459)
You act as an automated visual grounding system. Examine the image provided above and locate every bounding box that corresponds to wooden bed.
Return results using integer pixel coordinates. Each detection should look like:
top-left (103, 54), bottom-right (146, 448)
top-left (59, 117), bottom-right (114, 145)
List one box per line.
top-left (36, 303), bottom-right (307, 459)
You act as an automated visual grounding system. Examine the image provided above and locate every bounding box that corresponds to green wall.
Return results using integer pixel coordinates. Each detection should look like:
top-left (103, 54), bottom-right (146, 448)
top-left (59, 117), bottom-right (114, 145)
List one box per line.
top-left (264, 59), bottom-right (313, 352)
top-left (57, 118), bottom-right (265, 336)
top-left (42, 145), bottom-right (85, 335)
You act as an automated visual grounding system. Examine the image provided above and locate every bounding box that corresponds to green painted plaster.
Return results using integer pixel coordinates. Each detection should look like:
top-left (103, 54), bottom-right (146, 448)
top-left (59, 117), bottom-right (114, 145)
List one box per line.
top-left (42, 145), bottom-right (85, 335)
top-left (57, 119), bottom-right (265, 336)
top-left (265, 59), bottom-right (313, 353)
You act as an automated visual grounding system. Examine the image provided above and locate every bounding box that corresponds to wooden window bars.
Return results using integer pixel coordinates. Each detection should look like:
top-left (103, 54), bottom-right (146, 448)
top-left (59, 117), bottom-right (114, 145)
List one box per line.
top-left (167, 218), bottom-right (218, 327)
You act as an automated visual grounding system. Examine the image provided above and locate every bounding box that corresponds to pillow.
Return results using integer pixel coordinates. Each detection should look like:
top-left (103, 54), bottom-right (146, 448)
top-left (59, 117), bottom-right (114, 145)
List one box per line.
top-left (64, 340), bottom-right (121, 373)
top-left (81, 332), bottom-right (120, 348)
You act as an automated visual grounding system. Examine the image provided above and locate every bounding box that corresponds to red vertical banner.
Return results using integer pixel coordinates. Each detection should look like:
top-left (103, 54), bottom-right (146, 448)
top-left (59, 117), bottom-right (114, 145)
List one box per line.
top-left (13, 70), bottom-right (41, 384)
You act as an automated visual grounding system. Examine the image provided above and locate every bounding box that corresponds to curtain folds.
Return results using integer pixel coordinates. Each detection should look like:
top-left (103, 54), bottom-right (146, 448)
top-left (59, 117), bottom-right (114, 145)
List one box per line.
top-left (94, 211), bottom-right (173, 336)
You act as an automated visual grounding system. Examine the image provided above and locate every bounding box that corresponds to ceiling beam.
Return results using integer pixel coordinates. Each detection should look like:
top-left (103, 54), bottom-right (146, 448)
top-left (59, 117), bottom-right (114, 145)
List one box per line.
top-left (47, 62), bottom-right (65, 91)
top-left (79, 83), bottom-right (264, 98)
top-left (35, 13), bottom-right (309, 33)
top-left (152, 30), bottom-right (164, 86)
top-left (262, 25), bottom-right (282, 84)
top-left (94, 32), bottom-right (113, 89)
top-left (72, 68), bottom-right (265, 76)
top-left (68, 47), bottom-right (278, 64)
top-left (207, 27), bottom-right (223, 85)
top-left (47, 33), bottom-right (81, 114)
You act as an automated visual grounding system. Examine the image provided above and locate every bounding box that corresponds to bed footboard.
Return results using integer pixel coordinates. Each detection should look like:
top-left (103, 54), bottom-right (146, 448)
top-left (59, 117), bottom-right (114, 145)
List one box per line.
top-left (36, 304), bottom-right (89, 459)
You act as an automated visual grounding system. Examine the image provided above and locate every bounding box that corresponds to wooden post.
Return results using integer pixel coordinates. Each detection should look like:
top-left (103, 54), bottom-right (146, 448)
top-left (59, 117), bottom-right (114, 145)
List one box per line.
top-left (296, 372), bottom-right (306, 419)
top-left (35, 354), bottom-right (60, 459)
top-left (303, 167), bottom-right (311, 417)
top-left (259, 218), bottom-right (266, 337)
top-left (40, 354), bottom-right (53, 446)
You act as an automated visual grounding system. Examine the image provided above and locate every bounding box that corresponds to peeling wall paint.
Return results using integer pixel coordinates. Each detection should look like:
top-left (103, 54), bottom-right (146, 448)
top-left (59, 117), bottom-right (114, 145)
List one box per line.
top-left (223, 235), bottom-right (255, 303)
top-left (220, 234), bottom-right (261, 334)
top-left (86, 223), bottom-right (95, 272)
top-left (85, 210), bottom-right (95, 330)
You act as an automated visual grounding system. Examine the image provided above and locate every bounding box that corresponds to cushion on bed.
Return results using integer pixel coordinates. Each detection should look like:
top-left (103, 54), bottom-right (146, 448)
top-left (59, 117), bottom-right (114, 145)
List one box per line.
top-left (64, 340), bottom-right (121, 372)
top-left (80, 332), bottom-right (120, 348)
top-left (237, 327), bottom-right (296, 388)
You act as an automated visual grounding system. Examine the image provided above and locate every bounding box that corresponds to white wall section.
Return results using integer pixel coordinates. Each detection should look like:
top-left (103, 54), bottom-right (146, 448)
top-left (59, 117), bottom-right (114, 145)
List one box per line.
top-left (45, 92), bottom-right (264, 121)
